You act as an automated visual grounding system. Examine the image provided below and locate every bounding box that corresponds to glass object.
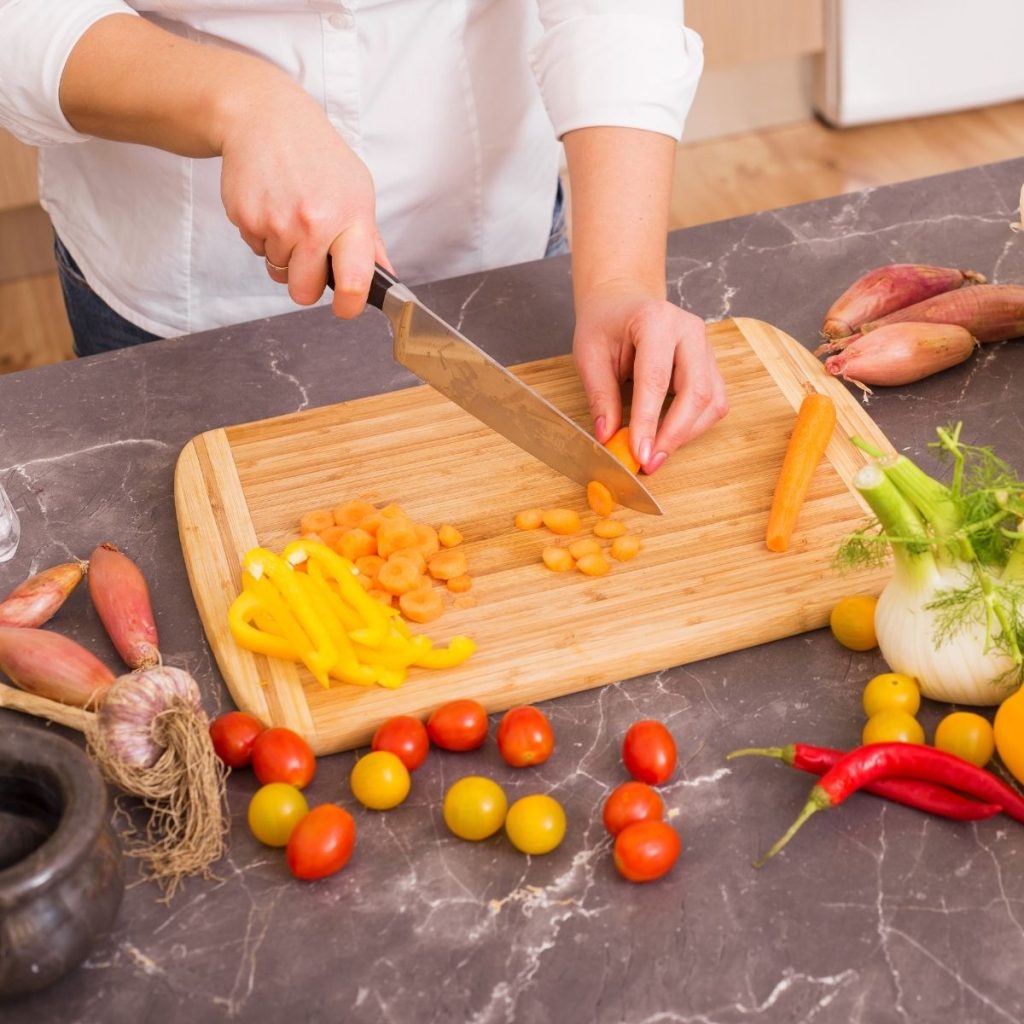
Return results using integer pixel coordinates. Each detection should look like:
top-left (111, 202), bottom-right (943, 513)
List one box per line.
top-left (0, 482), bottom-right (21, 563)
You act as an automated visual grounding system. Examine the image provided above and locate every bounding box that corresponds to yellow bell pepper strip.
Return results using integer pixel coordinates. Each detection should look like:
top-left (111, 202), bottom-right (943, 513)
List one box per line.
top-left (241, 572), bottom-right (317, 659)
top-left (243, 547), bottom-right (336, 687)
top-left (373, 666), bottom-right (407, 690)
top-left (284, 540), bottom-right (388, 647)
top-left (228, 591), bottom-right (300, 661)
top-left (412, 635), bottom-right (476, 669)
top-left (303, 558), bottom-right (364, 632)
top-left (293, 570), bottom-right (377, 687)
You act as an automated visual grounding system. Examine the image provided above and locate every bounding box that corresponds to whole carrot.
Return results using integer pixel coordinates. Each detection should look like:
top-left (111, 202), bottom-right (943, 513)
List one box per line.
top-left (728, 743), bottom-right (1000, 821)
top-left (0, 560), bottom-right (87, 628)
top-left (765, 390), bottom-right (836, 553)
top-left (755, 742), bottom-right (1024, 866)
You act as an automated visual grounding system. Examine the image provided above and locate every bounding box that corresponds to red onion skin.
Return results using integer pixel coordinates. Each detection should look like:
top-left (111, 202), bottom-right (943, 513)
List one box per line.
top-left (0, 626), bottom-right (114, 706)
top-left (88, 543), bottom-right (160, 670)
top-left (97, 666), bottom-right (204, 769)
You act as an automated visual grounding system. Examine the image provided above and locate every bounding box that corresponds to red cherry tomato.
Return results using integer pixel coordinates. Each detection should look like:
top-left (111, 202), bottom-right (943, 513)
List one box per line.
top-left (613, 820), bottom-right (681, 883)
top-left (209, 710), bottom-right (265, 769)
top-left (602, 781), bottom-right (664, 836)
top-left (427, 699), bottom-right (489, 752)
top-left (251, 727), bottom-right (317, 789)
top-left (622, 720), bottom-right (677, 785)
top-left (286, 804), bottom-right (356, 881)
top-left (496, 706), bottom-right (554, 767)
top-left (371, 715), bottom-right (430, 772)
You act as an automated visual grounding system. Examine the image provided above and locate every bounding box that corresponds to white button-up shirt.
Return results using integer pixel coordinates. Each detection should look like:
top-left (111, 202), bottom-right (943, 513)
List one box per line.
top-left (0, 1), bottom-right (703, 337)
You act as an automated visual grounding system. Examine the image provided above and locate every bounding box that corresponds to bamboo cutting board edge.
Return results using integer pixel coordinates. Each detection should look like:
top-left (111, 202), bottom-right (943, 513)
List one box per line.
top-left (174, 317), bottom-right (896, 755)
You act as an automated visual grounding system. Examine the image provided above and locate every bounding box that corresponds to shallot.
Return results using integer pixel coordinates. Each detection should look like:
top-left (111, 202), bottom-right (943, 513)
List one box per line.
top-left (0, 625), bottom-right (113, 705)
top-left (0, 560), bottom-right (87, 627)
top-left (824, 322), bottom-right (976, 392)
top-left (88, 542), bottom-right (160, 669)
top-left (820, 263), bottom-right (985, 342)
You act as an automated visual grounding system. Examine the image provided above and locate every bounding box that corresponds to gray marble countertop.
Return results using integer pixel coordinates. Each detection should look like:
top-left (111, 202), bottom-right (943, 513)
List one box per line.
top-left (3, 158), bottom-right (1024, 1024)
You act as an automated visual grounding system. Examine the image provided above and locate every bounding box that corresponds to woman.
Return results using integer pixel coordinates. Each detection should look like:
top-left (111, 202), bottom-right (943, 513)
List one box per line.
top-left (0, 0), bottom-right (727, 473)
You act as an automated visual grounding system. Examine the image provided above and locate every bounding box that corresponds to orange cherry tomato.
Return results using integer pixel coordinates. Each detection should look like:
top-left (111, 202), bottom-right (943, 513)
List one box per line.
top-left (622, 720), bottom-right (677, 785)
top-left (209, 710), bottom-right (265, 769)
top-left (372, 715), bottom-right (430, 772)
top-left (250, 727), bottom-right (317, 789)
top-left (286, 804), bottom-right (356, 880)
top-left (602, 781), bottom-right (664, 837)
top-left (613, 820), bottom-right (681, 883)
top-left (427, 699), bottom-right (489, 752)
top-left (496, 706), bottom-right (554, 767)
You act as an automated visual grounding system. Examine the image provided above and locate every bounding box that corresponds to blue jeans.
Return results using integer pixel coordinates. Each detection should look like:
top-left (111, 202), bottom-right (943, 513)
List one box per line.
top-left (56, 183), bottom-right (570, 356)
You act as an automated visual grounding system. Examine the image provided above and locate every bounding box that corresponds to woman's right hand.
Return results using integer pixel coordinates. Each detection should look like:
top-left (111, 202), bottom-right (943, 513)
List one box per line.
top-left (216, 77), bottom-right (390, 318)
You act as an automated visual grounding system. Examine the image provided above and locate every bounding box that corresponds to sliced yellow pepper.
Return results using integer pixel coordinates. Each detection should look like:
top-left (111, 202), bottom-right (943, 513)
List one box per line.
top-left (228, 591), bottom-right (300, 661)
top-left (241, 573), bottom-right (316, 659)
top-left (412, 635), bottom-right (476, 669)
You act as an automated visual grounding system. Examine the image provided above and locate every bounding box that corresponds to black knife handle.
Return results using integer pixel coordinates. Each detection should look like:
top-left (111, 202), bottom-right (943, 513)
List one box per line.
top-left (325, 257), bottom-right (399, 311)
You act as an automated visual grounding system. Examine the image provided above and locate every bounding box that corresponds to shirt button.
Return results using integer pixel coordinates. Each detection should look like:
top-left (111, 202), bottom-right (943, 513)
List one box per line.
top-left (327, 12), bottom-right (353, 29)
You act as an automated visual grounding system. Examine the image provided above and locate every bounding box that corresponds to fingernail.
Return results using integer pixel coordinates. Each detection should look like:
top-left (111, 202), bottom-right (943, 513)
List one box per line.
top-left (638, 438), bottom-right (653, 466)
top-left (646, 450), bottom-right (668, 474)
top-left (594, 416), bottom-right (607, 441)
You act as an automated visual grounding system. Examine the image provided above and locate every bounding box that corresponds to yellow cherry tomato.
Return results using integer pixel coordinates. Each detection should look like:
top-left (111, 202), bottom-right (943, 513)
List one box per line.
top-left (933, 711), bottom-right (995, 767)
top-left (247, 782), bottom-right (309, 847)
top-left (994, 687), bottom-right (1024, 785)
top-left (862, 709), bottom-right (925, 746)
top-left (350, 750), bottom-right (411, 810)
top-left (829, 595), bottom-right (878, 651)
top-left (443, 776), bottom-right (507, 841)
top-left (504, 794), bottom-right (567, 855)
top-left (862, 672), bottom-right (921, 718)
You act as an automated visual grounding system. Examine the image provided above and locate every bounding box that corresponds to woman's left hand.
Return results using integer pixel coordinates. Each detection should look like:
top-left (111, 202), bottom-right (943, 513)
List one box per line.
top-left (573, 287), bottom-right (729, 475)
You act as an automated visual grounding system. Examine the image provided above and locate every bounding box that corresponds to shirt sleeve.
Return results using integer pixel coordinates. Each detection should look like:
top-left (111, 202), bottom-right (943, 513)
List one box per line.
top-left (0, 0), bottom-right (139, 146)
top-left (530, 0), bottom-right (704, 140)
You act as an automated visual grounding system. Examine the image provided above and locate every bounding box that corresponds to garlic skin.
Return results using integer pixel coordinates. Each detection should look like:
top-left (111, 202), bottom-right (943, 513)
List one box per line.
top-left (875, 563), bottom-right (1017, 706)
top-left (96, 665), bottom-right (204, 768)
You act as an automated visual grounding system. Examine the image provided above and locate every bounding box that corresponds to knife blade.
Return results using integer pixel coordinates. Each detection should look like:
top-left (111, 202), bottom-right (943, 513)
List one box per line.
top-left (330, 262), bottom-right (663, 515)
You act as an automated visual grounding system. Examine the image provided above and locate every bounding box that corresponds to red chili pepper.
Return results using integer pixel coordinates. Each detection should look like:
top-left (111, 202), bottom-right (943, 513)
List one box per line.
top-left (728, 744), bottom-right (1000, 822)
top-left (754, 742), bottom-right (1024, 867)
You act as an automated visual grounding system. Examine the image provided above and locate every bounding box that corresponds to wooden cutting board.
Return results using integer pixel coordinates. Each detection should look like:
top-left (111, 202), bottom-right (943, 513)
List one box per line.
top-left (174, 317), bottom-right (895, 755)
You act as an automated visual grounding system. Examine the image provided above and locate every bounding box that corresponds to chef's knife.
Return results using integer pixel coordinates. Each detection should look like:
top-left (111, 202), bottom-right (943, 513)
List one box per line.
top-left (329, 262), bottom-right (663, 515)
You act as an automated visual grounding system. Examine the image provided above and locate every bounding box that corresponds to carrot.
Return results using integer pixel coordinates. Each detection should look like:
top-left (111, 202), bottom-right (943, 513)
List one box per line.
top-left (338, 527), bottom-right (377, 561)
top-left (354, 554), bottom-right (385, 582)
top-left (437, 524), bottom-right (463, 548)
top-left (514, 508), bottom-right (544, 530)
top-left (542, 508), bottom-right (581, 535)
top-left (569, 537), bottom-right (601, 561)
top-left (446, 574), bottom-right (473, 594)
top-left (586, 480), bottom-right (616, 518)
top-left (610, 535), bottom-right (642, 562)
top-left (300, 509), bottom-right (335, 535)
top-left (427, 548), bottom-right (468, 581)
top-left (765, 390), bottom-right (837, 553)
top-left (399, 587), bottom-right (444, 624)
top-left (413, 524), bottom-right (440, 558)
top-left (390, 547), bottom-right (427, 575)
top-left (319, 524), bottom-right (348, 551)
top-left (332, 499), bottom-right (378, 528)
top-left (377, 555), bottom-right (425, 596)
top-left (541, 547), bottom-right (574, 572)
top-left (593, 518), bottom-right (626, 539)
top-left (604, 427), bottom-right (641, 475)
top-left (359, 511), bottom-right (385, 537)
top-left (367, 588), bottom-right (395, 608)
top-left (576, 552), bottom-right (610, 577)
top-left (377, 518), bottom-right (419, 558)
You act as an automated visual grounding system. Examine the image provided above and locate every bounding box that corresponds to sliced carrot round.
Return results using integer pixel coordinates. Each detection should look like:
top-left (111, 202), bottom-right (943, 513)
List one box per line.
top-left (428, 548), bottom-right (468, 581)
top-left (377, 554), bottom-right (425, 596)
top-left (339, 527), bottom-right (377, 561)
top-left (332, 499), bottom-right (377, 528)
top-left (514, 508), bottom-right (544, 530)
top-left (610, 535), bottom-right (642, 561)
top-left (437, 524), bottom-right (463, 548)
top-left (586, 480), bottom-right (616, 518)
top-left (446, 574), bottom-right (473, 594)
top-left (576, 552), bottom-right (611, 576)
top-left (569, 537), bottom-right (601, 561)
top-left (593, 518), bottom-right (626, 539)
top-left (543, 508), bottom-right (581, 535)
top-left (541, 547), bottom-right (574, 572)
top-left (300, 509), bottom-right (335, 535)
top-left (399, 587), bottom-right (445, 624)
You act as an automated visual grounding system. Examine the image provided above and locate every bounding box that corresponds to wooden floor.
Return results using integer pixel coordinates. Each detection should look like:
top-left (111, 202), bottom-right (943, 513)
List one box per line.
top-left (3, 99), bottom-right (1023, 375)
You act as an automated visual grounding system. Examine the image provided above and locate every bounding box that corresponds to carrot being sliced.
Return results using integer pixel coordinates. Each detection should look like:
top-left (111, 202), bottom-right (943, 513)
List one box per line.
top-left (300, 509), bottom-right (335, 535)
top-left (586, 480), bottom-right (616, 518)
top-left (604, 427), bottom-right (641, 475)
top-left (765, 390), bottom-right (837, 553)
top-left (399, 587), bottom-right (445, 624)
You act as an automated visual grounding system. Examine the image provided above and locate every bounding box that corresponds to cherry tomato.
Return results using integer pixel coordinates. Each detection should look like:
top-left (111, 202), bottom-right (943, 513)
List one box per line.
top-left (372, 715), bottom-right (430, 772)
top-left (209, 710), bottom-right (265, 769)
top-left (829, 595), bottom-right (878, 651)
top-left (504, 794), bottom-right (566, 855)
top-left (613, 820), bottom-right (681, 883)
top-left (427, 699), bottom-right (489, 752)
top-left (496, 706), bottom-right (554, 768)
top-left (443, 776), bottom-right (507, 840)
top-left (247, 782), bottom-right (309, 847)
top-left (862, 709), bottom-right (925, 746)
top-left (286, 804), bottom-right (356, 880)
top-left (622, 720), bottom-right (677, 785)
top-left (994, 688), bottom-right (1024, 785)
top-left (250, 727), bottom-right (317, 789)
top-left (862, 672), bottom-right (921, 718)
top-left (350, 750), bottom-right (411, 810)
top-left (934, 711), bottom-right (995, 767)
top-left (602, 781), bottom-right (664, 837)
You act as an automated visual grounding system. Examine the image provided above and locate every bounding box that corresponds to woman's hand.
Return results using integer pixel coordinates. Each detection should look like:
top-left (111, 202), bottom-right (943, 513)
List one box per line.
top-left (218, 83), bottom-right (390, 318)
top-left (573, 285), bottom-right (728, 474)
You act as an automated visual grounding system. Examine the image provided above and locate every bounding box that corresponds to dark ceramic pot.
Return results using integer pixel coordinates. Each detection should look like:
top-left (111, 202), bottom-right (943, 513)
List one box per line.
top-left (0, 721), bottom-right (124, 1000)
